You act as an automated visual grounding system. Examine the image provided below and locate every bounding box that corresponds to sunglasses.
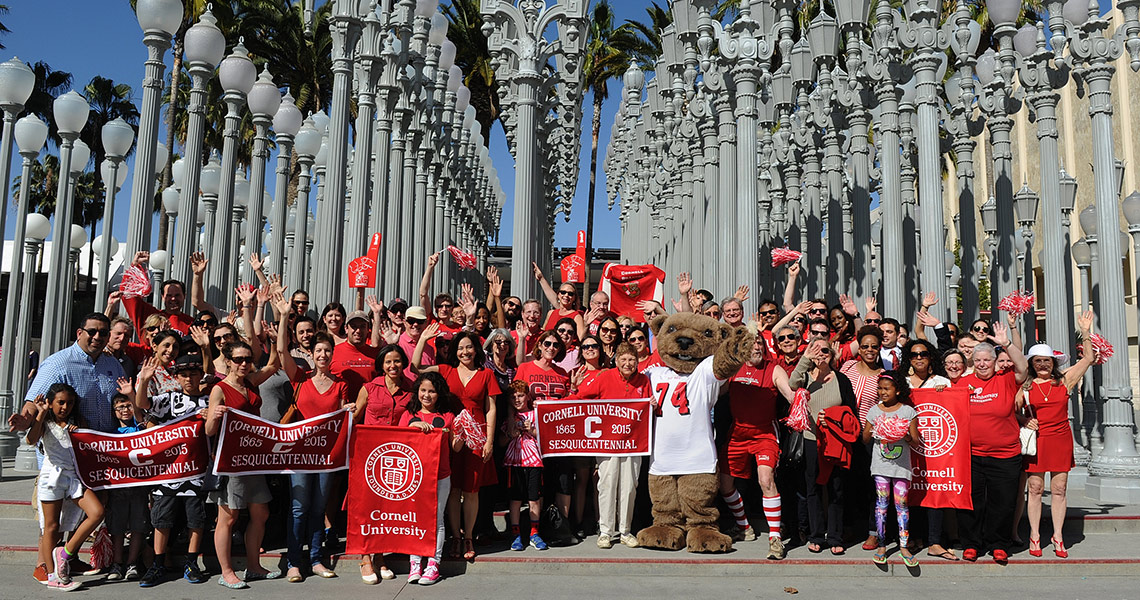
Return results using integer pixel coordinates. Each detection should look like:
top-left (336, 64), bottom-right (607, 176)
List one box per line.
top-left (558, 289), bottom-right (575, 296)
top-left (229, 355), bottom-right (252, 364)
top-left (777, 334), bottom-right (798, 342)
top-left (581, 343), bottom-right (600, 351)
top-left (972, 325), bottom-right (991, 333)
top-left (83, 327), bottom-right (110, 338)
top-left (557, 328), bottom-right (574, 335)
top-left (214, 334), bottom-right (235, 342)
top-left (493, 339), bottom-right (509, 346)
top-left (505, 302), bottom-right (520, 308)
top-left (292, 301), bottom-right (309, 306)
top-left (809, 308), bottom-right (826, 315)
top-left (911, 351), bottom-right (932, 358)
top-left (759, 309), bottom-right (779, 317)
top-left (810, 330), bottom-right (830, 337)
top-left (708, 311), bottom-right (721, 317)
top-left (792, 316), bottom-right (805, 323)
top-left (619, 324), bottom-right (633, 330)
top-left (865, 319), bottom-right (881, 325)
top-left (145, 325), bottom-right (161, 333)
top-left (628, 336), bottom-right (647, 342)
top-left (600, 327), bottom-right (618, 334)
top-left (541, 340), bottom-right (559, 348)
top-left (859, 344), bottom-right (881, 350)
top-left (406, 318), bottom-right (425, 325)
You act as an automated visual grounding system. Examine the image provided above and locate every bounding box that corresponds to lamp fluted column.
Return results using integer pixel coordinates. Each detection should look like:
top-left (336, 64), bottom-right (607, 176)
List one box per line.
top-left (209, 79), bottom-right (248, 307)
top-left (125, 26), bottom-right (173, 259)
top-left (289, 157), bottom-right (315, 293)
top-left (40, 131), bottom-right (78, 355)
top-left (0, 149), bottom-right (37, 442)
top-left (269, 133), bottom-right (293, 275)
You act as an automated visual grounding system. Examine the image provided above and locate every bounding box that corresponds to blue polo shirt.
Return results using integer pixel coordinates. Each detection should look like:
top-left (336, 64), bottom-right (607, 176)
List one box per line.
top-left (25, 343), bottom-right (125, 433)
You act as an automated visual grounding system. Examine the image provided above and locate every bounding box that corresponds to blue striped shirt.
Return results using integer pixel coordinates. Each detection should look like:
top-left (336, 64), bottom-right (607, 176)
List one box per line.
top-left (25, 343), bottom-right (125, 433)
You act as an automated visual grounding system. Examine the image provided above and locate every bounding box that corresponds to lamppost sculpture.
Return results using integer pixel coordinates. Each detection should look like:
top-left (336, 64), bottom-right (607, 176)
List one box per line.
top-left (171, 5), bottom-right (225, 290)
top-left (0, 114), bottom-right (47, 458)
top-left (125, 0), bottom-right (182, 259)
top-left (290, 117), bottom-right (322, 293)
top-left (40, 91), bottom-right (89, 355)
top-left (269, 92), bottom-right (302, 275)
top-left (0, 57), bottom-right (34, 254)
top-left (94, 117), bottom-right (135, 311)
top-left (244, 67), bottom-right (282, 284)
top-left (11, 213), bottom-right (51, 471)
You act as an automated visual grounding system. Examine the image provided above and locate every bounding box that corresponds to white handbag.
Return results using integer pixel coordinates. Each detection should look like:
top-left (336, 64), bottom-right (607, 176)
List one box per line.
top-left (1019, 402), bottom-right (1037, 456)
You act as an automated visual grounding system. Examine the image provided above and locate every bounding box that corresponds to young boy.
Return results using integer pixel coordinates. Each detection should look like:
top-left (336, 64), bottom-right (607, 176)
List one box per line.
top-left (139, 354), bottom-right (212, 587)
top-left (106, 391), bottom-right (150, 581)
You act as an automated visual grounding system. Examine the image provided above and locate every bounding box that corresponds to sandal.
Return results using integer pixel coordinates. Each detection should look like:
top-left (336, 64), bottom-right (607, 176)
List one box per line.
top-left (862, 536), bottom-right (879, 551)
top-left (830, 546), bottom-right (845, 556)
top-left (927, 548), bottom-right (959, 561)
top-left (463, 538), bottom-right (476, 561)
top-left (1052, 536), bottom-right (1068, 559)
top-left (1028, 536), bottom-right (1042, 557)
top-left (900, 550), bottom-right (919, 568)
top-left (807, 542), bottom-right (822, 553)
top-left (872, 549), bottom-right (888, 565)
top-left (446, 538), bottom-right (461, 560)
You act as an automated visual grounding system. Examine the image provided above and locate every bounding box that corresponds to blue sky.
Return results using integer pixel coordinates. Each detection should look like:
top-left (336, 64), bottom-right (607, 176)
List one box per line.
top-left (0, 0), bottom-right (656, 255)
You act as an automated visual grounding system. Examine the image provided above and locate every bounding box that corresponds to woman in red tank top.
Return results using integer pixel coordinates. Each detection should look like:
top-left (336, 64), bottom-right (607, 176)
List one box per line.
top-left (204, 340), bottom-right (281, 588)
top-left (1022, 311), bottom-right (1095, 559)
top-left (274, 305), bottom-right (349, 581)
top-left (533, 262), bottom-right (586, 335)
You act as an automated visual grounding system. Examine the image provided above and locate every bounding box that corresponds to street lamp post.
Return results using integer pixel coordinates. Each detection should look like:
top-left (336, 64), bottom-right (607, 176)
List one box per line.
top-left (270, 92), bottom-right (302, 276)
top-left (171, 5), bottom-right (225, 290)
top-left (65, 225), bottom-right (87, 337)
top-left (40, 91), bottom-right (89, 355)
top-left (0, 57), bottom-right (34, 259)
top-left (11, 213), bottom-right (51, 471)
top-left (0, 114), bottom-right (47, 458)
top-left (945, 2), bottom-right (982, 319)
top-left (1078, 206), bottom-right (1103, 453)
top-left (244, 67), bottom-right (282, 284)
top-left (834, 0), bottom-right (873, 302)
top-left (1065, 0), bottom-right (1140, 500)
top-left (198, 155), bottom-right (222, 270)
top-left (1013, 183), bottom-right (1040, 337)
top-left (289, 117), bottom-right (322, 293)
top-left (95, 118), bottom-right (135, 311)
top-left (1072, 235), bottom-right (1097, 457)
top-left (209, 40), bottom-right (256, 308)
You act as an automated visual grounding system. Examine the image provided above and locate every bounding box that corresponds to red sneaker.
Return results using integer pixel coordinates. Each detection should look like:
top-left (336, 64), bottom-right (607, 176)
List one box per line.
top-left (34, 563), bottom-right (49, 584)
top-left (993, 549), bottom-right (1009, 564)
top-left (962, 548), bottom-right (978, 562)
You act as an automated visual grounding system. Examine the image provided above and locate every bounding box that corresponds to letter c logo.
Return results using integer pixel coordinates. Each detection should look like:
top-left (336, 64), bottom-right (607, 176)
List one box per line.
top-left (584, 416), bottom-right (602, 438)
top-left (271, 442), bottom-right (295, 454)
top-left (128, 449), bottom-right (153, 467)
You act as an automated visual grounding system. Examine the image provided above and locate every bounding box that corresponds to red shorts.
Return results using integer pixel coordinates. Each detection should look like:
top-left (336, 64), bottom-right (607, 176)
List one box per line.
top-left (724, 430), bottom-right (779, 478)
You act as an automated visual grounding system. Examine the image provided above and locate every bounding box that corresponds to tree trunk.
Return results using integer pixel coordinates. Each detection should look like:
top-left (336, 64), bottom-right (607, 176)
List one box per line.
top-left (156, 37), bottom-right (183, 252)
top-left (583, 94), bottom-right (603, 289)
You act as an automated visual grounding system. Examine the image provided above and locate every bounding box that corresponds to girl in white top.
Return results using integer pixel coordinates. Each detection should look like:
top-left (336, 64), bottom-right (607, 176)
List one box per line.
top-left (26, 382), bottom-right (106, 591)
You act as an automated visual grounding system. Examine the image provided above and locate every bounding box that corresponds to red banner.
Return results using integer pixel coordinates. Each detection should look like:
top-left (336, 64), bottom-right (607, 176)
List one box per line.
top-left (346, 426), bottom-right (441, 557)
top-left (213, 408), bottom-right (352, 475)
top-left (597, 264), bottom-right (665, 323)
top-left (69, 413), bottom-right (210, 491)
top-left (910, 388), bottom-right (973, 510)
top-left (535, 399), bottom-right (652, 457)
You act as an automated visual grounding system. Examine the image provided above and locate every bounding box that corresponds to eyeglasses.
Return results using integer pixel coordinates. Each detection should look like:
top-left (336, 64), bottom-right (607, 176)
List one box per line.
top-left (114, 405), bottom-right (133, 411)
top-left (972, 325), bottom-right (991, 333)
top-left (777, 334), bottom-right (798, 342)
top-left (759, 309), bottom-right (779, 317)
top-left (600, 327), bottom-right (618, 334)
top-left (911, 351), bottom-right (932, 358)
top-left (581, 343), bottom-right (600, 351)
top-left (628, 336), bottom-right (646, 343)
top-left (83, 327), bottom-right (110, 338)
top-left (229, 355), bottom-right (252, 364)
top-left (809, 308), bottom-right (826, 315)
top-left (541, 340), bottom-right (559, 348)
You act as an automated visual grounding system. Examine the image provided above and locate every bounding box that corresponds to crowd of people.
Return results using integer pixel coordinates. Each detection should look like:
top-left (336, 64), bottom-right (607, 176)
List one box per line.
top-left (6, 250), bottom-right (1100, 591)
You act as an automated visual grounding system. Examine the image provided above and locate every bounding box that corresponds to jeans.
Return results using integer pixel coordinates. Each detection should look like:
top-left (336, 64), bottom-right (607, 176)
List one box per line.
top-left (287, 472), bottom-right (332, 568)
top-left (412, 476), bottom-right (450, 564)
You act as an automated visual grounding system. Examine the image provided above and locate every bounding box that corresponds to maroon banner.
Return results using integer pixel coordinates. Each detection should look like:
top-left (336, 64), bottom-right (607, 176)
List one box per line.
top-left (346, 426), bottom-right (441, 557)
top-left (69, 413), bottom-right (209, 491)
top-left (910, 388), bottom-right (973, 510)
top-left (213, 408), bottom-right (352, 475)
top-left (535, 399), bottom-right (652, 457)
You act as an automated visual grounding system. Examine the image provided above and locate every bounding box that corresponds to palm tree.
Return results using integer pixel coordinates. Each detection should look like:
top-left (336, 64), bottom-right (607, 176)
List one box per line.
top-left (21, 61), bottom-right (74, 149)
top-left (81, 76), bottom-right (140, 170)
top-left (581, 1), bottom-right (639, 280)
top-left (624, 2), bottom-right (672, 69)
top-left (0, 4), bottom-right (10, 49)
top-left (444, 0), bottom-right (500, 143)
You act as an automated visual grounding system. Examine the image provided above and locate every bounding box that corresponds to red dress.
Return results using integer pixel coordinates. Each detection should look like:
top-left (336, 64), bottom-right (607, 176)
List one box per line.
top-left (544, 309), bottom-right (582, 332)
top-left (439, 364), bottom-right (502, 492)
top-left (217, 379), bottom-right (261, 416)
top-left (1024, 380), bottom-right (1075, 473)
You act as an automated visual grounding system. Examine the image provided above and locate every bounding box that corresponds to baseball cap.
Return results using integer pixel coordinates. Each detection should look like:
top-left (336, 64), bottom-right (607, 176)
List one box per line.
top-left (405, 306), bottom-right (428, 321)
top-left (389, 297), bottom-right (408, 314)
top-left (346, 310), bottom-right (370, 325)
top-left (171, 354), bottom-right (205, 374)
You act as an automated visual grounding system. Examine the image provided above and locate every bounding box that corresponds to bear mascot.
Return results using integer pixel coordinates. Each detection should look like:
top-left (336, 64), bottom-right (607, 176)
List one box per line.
top-left (636, 312), bottom-right (755, 552)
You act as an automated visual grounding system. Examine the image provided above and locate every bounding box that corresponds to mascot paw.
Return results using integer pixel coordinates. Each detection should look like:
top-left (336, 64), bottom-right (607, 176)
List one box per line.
top-left (685, 527), bottom-right (733, 553)
top-left (726, 326), bottom-right (755, 362)
top-left (636, 525), bottom-right (686, 550)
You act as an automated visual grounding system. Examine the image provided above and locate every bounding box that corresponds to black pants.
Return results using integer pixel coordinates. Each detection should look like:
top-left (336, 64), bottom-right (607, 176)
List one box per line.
top-left (804, 440), bottom-right (844, 547)
top-left (958, 454), bottom-right (1021, 554)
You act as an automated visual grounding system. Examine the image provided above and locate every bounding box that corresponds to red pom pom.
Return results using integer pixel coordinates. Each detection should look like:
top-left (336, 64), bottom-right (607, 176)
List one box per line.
top-left (872, 414), bottom-right (910, 443)
top-left (771, 247), bottom-right (803, 268)
top-left (119, 265), bottom-right (153, 299)
top-left (997, 290), bottom-right (1035, 317)
top-left (447, 245), bottom-right (477, 271)
top-left (89, 525), bottom-right (113, 569)
top-left (1089, 333), bottom-right (1114, 365)
top-left (783, 388), bottom-right (812, 432)
top-left (455, 408), bottom-right (487, 451)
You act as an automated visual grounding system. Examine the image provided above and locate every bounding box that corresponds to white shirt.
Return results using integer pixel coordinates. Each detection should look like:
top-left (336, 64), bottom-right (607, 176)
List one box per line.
top-left (880, 346), bottom-right (902, 370)
top-left (645, 356), bottom-right (725, 476)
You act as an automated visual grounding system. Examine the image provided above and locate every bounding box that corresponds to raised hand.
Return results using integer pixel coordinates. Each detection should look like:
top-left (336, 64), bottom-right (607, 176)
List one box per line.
top-left (921, 291), bottom-right (938, 309)
top-left (671, 298), bottom-right (684, 312)
top-left (459, 293), bottom-right (477, 319)
top-left (270, 290), bottom-right (291, 316)
top-left (734, 284), bottom-right (750, 302)
top-left (427, 252), bottom-right (440, 268)
top-left (839, 294), bottom-right (857, 316)
top-left (116, 377), bottom-right (134, 396)
top-left (235, 285), bottom-right (256, 306)
top-left (107, 290), bottom-right (123, 306)
top-left (531, 261), bottom-right (545, 281)
top-left (423, 321), bottom-right (441, 339)
top-left (795, 300), bottom-right (813, 316)
top-left (677, 272), bottom-right (693, 295)
top-left (248, 253), bottom-right (264, 272)
top-left (990, 321), bottom-right (1011, 347)
top-left (585, 306), bottom-right (604, 323)
top-left (788, 261), bottom-right (801, 277)
top-left (916, 310), bottom-right (940, 329)
top-left (188, 325), bottom-right (211, 347)
top-left (864, 295), bottom-right (878, 313)
top-left (131, 251), bottom-right (149, 267)
top-left (570, 365), bottom-right (588, 388)
top-left (488, 267), bottom-right (503, 297)
top-left (263, 320), bottom-right (278, 341)
top-left (266, 273), bottom-right (284, 297)
top-left (688, 291), bottom-right (704, 311)
top-left (1077, 309), bottom-right (1094, 334)
top-left (635, 299), bottom-right (660, 314)
top-left (461, 283), bottom-right (476, 305)
top-left (366, 295), bottom-right (384, 316)
top-left (139, 356), bottom-right (159, 380)
top-left (255, 286), bottom-right (270, 305)
top-left (1006, 311), bottom-right (1019, 329)
top-left (190, 251), bottom-right (208, 275)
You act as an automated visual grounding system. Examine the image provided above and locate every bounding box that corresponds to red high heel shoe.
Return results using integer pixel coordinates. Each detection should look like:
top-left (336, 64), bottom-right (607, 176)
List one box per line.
top-left (1028, 536), bottom-right (1042, 557)
top-left (1052, 536), bottom-right (1068, 558)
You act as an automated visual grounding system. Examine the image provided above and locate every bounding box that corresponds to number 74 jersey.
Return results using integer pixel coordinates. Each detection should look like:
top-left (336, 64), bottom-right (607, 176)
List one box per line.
top-left (643, 356), bottom-right (726, 476)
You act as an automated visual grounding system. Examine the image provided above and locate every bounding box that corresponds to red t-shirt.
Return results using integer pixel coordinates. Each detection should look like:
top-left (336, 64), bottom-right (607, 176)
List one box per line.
top-left (331, 342), bottom-right (378, 401)
top-left (514, 361), bottom-right (570, 402)
top-left (122, 295), bottom-right (193, 336)
top-left (293, 373), bottom-right (348, 419)
top-left (399, 410), bottom-right (453, 479)
top-left (511, 329), bottom-right (542, 357)
top-left (217, 379), bottom-right (261, 416)
top-left (544, 309), bottom-right (582, 332)
top-left (438, 364), bottom-right (502, 422)
top-left (960, 370), bottom-right (1021, 458)
top-left (728, 362), bottom-right (780, 434)
top-left (568, 368), bottom-right (651, 400)
top-left (639, 350), bottom-right (663, 371)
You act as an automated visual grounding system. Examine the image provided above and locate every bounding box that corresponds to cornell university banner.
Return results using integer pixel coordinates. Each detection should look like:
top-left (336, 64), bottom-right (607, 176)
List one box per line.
top-left (346, 425), bottom-right (441, 557)
top-left (910, 388), bottom-right (973, 510)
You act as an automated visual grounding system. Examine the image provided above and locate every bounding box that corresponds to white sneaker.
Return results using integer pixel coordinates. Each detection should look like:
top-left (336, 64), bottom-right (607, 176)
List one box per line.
top-left (597, 535), bottom-right (613, 549)
top-left (619, 533), bottom-right (639, 548)
top-left (46, 574), bottom-right (81, 592)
